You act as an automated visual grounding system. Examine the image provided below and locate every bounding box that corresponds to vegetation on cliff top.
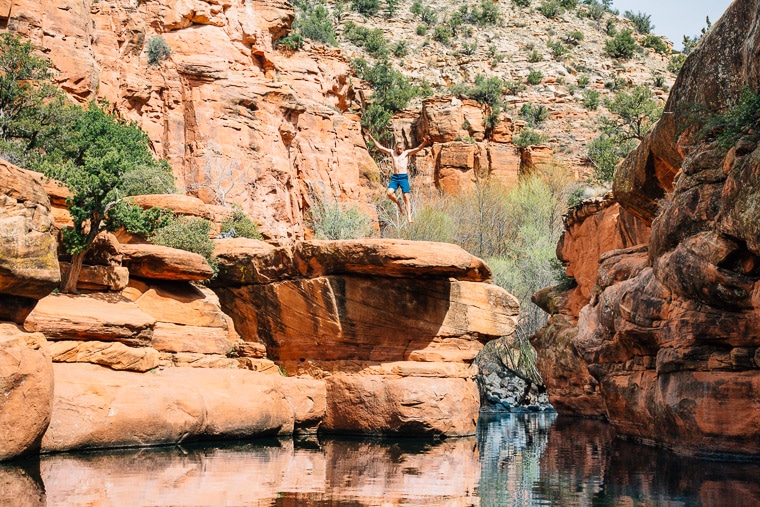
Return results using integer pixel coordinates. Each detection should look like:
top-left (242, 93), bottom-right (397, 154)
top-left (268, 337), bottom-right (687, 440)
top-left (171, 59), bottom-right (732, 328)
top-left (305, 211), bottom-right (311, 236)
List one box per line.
top-left (0, 34), bottom-right (246, 290)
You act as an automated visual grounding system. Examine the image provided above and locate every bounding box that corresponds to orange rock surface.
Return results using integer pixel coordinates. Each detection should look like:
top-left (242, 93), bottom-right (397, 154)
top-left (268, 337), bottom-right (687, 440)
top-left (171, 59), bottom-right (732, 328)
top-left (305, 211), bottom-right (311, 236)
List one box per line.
top-left (0, 323), bottom-right (54, 461)
top-left (533, 0), bottom-right (760, 457)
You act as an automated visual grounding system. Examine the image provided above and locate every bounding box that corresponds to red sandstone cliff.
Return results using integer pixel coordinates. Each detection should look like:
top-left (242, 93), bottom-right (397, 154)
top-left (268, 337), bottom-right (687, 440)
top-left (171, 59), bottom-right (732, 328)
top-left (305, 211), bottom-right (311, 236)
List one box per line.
top-left (532, 0), bottom-right (760, 457)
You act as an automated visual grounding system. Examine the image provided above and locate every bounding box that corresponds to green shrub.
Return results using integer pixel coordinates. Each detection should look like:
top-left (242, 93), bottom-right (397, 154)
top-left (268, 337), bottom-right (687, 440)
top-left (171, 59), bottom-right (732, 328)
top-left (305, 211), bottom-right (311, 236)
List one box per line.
top-left (624, 10), bottom-right (653, 34)
top-left (643, 34), bottom-right (669, 55)
top-left (576, 74), bottom-right (590, 88)
top-left (559, 0), bottom-right (578, 9)
top-left (547, 40), bottom-right (568, 60)
top-left (520, 103), bottom-right (549, 127)
top-left (150, 216), bottom-right (217, 275)
top-left (461, 42), bottom-right (477, 55)
top-left (538, 0), bottom-right (563, 18)
top-left (221, 206), bottom-right (263, 239)
top-left (352, 0), bottom-right (381, 16)
top-left (513, 0), bottom-right (530, 6)
top-left (581, 89), bottom-right (600, 110)
top-left (565, 30), bottom-right (584, 46)
top-left (384, 0), bottom-right (399, 17)
top-left (504, 80), bottom-right (526, 95)
top-left (146, 36), bottom-right (171, 66)
top-left (605, 29), bottom-right (637, 59)
top-left (433, 25), bottom-right (452, 45)
top-left (513, 128), bottom-right (547, 148)
top-left (668, 53), bottom-right (686, 74)
top-left (586, 0), bottom-right (605, 20)
top-left (276, 33), bottom-right (304, 50)
top-left (605, 18), bottom-right (617, 36)
top-left (528, 49), bottom-right (542, 63)
top-left (344, 23), bottom-right (388, 57)
top-left (107, 202), bottom-right (173, 236)
top-left (293, 3), bottom-right (337, 46)
top-left (696, 87), bottom-right (760, 149)
top-left (601, 85), bottom-right (662, 142)
top-left (527, 68), bottom-right (543, 85)
top-left (308, 194), bottom-right (373, 239)
top-left (118, 164), bottom-right (177, 197)
top-left (421, 6), bottom-right (438, 25)
top-left (471, 0), bottom-right (500, 26)
top-left (354, 59), bottom-right (422, 141)
top-left (652, 73), bottom-right (666, 89)
top-left (416, 24), bottom-right (428, 36)
top-left (392, 40), bottom-right (408, 57)
top-left (586, 133), bottom-right (623, 182)
top-left (410, 0), bottom-right (423, 16)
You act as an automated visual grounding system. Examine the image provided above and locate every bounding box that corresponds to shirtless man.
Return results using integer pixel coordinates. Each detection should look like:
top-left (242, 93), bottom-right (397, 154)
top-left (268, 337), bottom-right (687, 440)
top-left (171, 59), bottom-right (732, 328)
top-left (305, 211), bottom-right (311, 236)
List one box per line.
top-left (364, 130), bottom-right (431, 223)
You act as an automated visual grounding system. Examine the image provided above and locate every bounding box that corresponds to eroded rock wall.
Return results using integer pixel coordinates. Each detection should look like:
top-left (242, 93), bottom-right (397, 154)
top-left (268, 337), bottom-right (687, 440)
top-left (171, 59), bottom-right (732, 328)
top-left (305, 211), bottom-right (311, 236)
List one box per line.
top-left (214, 238), bottom-right (520, 436)
top-left (533, 0), bottom-right (760, 457)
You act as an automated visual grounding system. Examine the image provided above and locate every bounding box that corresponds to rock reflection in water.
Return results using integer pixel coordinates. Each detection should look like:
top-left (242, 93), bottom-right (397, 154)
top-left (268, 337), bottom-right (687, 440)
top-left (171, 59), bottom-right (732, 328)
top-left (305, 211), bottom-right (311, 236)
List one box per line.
top-left (2, 414), bottom-right (759, 506)
top-left (31, 437), bottom-right (479, 506)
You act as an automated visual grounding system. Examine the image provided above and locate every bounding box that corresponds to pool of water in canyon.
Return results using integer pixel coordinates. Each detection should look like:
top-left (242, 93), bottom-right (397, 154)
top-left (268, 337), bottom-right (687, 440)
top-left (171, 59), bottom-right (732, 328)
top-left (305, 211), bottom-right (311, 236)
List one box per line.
top-left (3, 412), bottom-right (758, 506)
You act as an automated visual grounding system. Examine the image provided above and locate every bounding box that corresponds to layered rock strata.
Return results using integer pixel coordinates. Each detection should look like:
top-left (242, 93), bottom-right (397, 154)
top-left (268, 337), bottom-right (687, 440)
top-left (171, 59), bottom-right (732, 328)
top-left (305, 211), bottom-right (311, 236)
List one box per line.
top-left (214, 238), bottom-right (520, 436)
top-left (533, 0), bottom-right (760, 457)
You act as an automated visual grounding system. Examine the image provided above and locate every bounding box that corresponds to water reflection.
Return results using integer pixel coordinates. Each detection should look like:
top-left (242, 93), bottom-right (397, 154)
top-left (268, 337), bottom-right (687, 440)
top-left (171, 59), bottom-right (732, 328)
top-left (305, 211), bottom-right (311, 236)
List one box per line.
top-left (1, 414), bottom-right (758, 506)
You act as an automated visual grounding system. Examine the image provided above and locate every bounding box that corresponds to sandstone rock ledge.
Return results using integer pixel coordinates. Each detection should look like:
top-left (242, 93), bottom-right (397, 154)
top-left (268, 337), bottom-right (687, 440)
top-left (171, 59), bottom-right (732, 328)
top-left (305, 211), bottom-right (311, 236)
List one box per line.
top-left (41, 363), bottom-right (325, 453)
top-left (215, 238), bottom-right (520, 437)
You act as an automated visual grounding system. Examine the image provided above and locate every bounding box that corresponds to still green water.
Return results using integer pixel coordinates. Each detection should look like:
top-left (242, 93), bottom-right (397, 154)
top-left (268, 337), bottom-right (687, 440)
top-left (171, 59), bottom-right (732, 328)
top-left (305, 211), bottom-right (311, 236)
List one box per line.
top-left (2, 413), bottom-right (758, 506)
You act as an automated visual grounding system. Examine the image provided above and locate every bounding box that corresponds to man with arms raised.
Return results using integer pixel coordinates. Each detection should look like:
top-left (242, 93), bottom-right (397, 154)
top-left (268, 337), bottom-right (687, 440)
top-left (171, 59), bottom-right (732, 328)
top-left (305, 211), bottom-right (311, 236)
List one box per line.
top-left (364, 130), bottom-right (431, 223)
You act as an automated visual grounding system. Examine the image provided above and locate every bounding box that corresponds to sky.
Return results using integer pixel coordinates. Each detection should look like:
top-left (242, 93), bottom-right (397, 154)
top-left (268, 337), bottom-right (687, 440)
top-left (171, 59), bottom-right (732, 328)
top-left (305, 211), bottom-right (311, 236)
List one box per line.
top-left (611, 0), bottom-right (734, 50)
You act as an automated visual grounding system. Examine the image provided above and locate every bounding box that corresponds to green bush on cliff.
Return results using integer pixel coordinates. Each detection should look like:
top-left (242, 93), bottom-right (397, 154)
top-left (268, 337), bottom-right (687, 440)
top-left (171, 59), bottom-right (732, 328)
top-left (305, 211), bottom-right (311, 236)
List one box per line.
top-left (353, 58), bottom-right (422, 142)
top-left (695, 87), bottom-right (760, 150)
top-left (221, 206), bottom-right (263, 240)
top-left (150, 215), bottom-right (218, 274)
top-left (292, 2), bottom-right (337, 46)
top-left (0, 33), bottom-right (76, 168)
top-left (604, 29), bottom-right (637, 59)
top-left (624, 10), bottom-right (653, 34)
top-left (600, 85), bottom-right (662, 142)
top-left (146, 36), bottom-right (171, 66)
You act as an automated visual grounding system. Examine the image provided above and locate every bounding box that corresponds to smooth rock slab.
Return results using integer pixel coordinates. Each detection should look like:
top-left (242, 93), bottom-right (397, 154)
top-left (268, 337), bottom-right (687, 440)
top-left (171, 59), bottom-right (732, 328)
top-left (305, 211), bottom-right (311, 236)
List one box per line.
top-left (323, 374), bottom-right (479, 437)
top-left (50, 341), bottom-right (160, 372)
top-left (24, 293), bottom-right (155, 346)
top-left (293, 239), bottom-right (492, 281)
top-left (121, 244), bottom-right (213, 281)
top-left (0, 323), bottom-right (54, 461)
top-left (41, 363), bottom-right (326, 452)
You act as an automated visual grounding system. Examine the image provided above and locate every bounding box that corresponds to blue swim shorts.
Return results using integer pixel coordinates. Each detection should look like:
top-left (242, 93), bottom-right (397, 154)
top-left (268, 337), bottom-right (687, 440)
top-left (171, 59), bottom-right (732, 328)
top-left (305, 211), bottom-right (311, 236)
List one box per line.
top-left (388, 174), bottom-right (411, 193)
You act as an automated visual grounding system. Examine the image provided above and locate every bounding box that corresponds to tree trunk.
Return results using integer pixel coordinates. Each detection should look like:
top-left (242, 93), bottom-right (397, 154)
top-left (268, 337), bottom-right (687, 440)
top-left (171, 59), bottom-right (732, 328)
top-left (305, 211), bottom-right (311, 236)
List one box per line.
top-left (60, 250), bottom-right (85, 294)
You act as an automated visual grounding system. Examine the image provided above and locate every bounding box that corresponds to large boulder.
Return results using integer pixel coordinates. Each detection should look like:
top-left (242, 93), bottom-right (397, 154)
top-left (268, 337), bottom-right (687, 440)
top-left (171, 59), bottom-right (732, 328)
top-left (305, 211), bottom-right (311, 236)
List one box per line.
top-left (120, 244), bottom-right (214, 281)
top-left (0, 159), bottom-right (60, 299)
top-left (220, 276), bottom-right (518, 365)
top-left (41, 363), bottom-right (325, 452)
top-left (215, 238), bottom-right (521, 437)
top-left (323, 374), bottom-right (479, 436)
top-left (0, 323), bottom-right (54, 462)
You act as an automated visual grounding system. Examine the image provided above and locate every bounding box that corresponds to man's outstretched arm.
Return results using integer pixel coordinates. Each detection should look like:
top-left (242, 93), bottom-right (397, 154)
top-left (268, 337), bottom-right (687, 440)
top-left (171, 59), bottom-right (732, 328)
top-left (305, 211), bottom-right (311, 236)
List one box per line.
top-left (363, 129), bottom-right (393, 156)
top-left (406, 135), bottom-right (432, 156)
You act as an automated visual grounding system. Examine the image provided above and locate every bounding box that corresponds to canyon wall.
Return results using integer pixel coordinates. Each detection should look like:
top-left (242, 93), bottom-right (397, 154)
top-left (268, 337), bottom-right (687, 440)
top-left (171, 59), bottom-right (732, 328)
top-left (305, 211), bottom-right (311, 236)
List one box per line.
top-left (3, 0), bottom-right (547, 240)
top-left (533, 0), bottom-right (760, 457)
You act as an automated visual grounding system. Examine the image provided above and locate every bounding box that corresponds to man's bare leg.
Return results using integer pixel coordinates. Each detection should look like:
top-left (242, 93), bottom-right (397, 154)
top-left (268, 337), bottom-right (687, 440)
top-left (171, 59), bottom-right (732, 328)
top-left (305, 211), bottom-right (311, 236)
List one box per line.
top-left (402, 193), bottom-right (413, 223)
top-left (387, 188), bottom-right (404, 217)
